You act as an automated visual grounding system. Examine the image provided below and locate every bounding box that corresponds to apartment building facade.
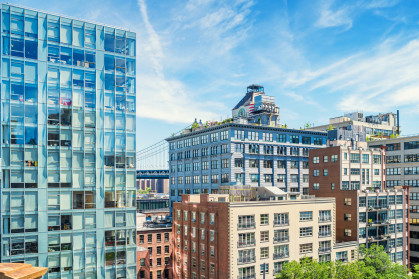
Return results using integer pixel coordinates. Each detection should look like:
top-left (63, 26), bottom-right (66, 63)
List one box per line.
top-left (309, 144), bottom-right (410, 265)
top-left (173, 193), bottom-right (357, 279)
top-left (0, 4), bottom-right (137, 278)
top-left (137, 210), bottom-right (172, 279)
top-left (369, 136), bottom-right (419, 264)
top-left (307, 111), bottom-right (399, 139)
top-left (167, 123), bottom-right (327, 206)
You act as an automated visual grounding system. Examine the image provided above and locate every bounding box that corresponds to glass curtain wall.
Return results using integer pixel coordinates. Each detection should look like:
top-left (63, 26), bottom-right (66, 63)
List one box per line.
top-left (0, 4), bottom-right (137, 279)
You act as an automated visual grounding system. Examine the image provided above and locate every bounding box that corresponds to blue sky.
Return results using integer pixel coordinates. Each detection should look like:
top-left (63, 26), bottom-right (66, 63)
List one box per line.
top-left (8, 0), bottom-right (419, 150)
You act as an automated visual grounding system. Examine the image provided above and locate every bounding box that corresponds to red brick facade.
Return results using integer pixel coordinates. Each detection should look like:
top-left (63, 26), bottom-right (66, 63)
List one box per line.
top-left (309, 146), bottom-right (359, 242)
top-left (137, 212), bottom-right (173, 279)
top-left (173, 194), bottom-right (230, 279)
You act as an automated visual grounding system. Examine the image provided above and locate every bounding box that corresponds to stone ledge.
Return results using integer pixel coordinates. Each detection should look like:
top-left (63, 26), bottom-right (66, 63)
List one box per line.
top-left (0, 263), bottom-right (48, 279)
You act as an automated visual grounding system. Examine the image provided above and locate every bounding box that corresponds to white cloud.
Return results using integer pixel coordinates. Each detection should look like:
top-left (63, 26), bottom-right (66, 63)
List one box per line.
top-left (316, 0), bottom-right (353, 30)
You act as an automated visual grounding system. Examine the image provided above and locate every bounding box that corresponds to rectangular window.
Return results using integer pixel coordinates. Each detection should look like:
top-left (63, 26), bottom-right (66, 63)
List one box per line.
top-left (300, 227), bottom-right (313, 237)
top-left (299, 243), bottom-right (313, 254)
top-left (260, 247), bottom-right (269, 258)
top-left (260, 214), bottom-right (269, 225)
top-left (300, 211), bottom-right (313, 221)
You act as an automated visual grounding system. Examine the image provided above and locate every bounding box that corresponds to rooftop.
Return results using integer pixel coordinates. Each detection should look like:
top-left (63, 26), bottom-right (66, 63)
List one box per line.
top-left (166, 121), bottom-right (327, 141)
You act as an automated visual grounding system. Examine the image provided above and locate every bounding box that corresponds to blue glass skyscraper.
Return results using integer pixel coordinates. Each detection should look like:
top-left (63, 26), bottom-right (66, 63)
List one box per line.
top-left (0, 4), bottom-right (137, 279)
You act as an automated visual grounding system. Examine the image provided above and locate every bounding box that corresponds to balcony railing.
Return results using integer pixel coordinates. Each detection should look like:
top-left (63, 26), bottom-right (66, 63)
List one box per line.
top-left (319, 217), bottom-right (331, 223)
top-left (238, 274), bottom-right (256, 279)
top-left (319, 232), bottom-right (331, 237)
top-left (273, 237), bottom-right (289, 243)
top-left (238, 256), bottom-right (256, 265)
top-left (237, 241), bottom-right (256, 248)
top-left (273, 253), bottom-right (289, 260)
top-left (238, 222), bottom-right (256, 230)
top-left (273, 221), bottom-right (289, 227)
top-left (318, 247), bottom-right (331, 253)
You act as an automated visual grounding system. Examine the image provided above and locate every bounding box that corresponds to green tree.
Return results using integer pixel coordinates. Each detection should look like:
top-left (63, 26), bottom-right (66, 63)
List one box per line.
top-left (276, 245), bottom-right (408, 279)
top-left (191, 122), bottom-right (199, 130)
top-left (412, 264), bottom-right (419, 279)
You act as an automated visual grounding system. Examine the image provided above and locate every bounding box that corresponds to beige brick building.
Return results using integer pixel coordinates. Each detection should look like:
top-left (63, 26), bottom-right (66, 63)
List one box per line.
top-left (173, 190), bottom-right (357, 279)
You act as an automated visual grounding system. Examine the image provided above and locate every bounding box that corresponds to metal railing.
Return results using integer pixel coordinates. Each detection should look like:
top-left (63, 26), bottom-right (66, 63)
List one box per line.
top-left (237, 257), bottom-right (256, 265)
top-left (319, 232), bottom-right (331, 237)
top-left (237, 274), bottom-right (256, 279)
top-left (238, 222), bottom-right (256, 230)
top-left (273, 253), bottom-right (289, 260)
top-left (273, 237), bottom-right (289, 243)
top-left (237, 241), bottom-right (256, 248)
top-left (318, 247), bottom-right (331, 253)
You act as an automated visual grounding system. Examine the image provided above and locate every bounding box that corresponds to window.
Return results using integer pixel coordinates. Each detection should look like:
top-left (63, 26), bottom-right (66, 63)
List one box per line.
top-left (323, 169), bottom-right (328, 176)
top-left (260, 214), bottom-right (269, 225)
top-left (277, 134), bottom-right (286, 142)
top-left (210, 213), bottom-right (215, 225)
top-left (221, 173), bottom-right (229, 183)
top-left (274, 213), bottom-right (289, 226)
top-left (323, 156), bottom-right (328, 163)
top-left (344, 229), bottom-right (352, 237)
top-left (344, 198), bottom-right (352, 206)
top-left (264, 174), bottom-right (273, 183)
top-left (300, 227), bottom-right (313, 237)
top-left (200, 212), bottom-right (205, 224)
top-left (277, 174), bottom-right (285, 183)
top-left (362, 154), bottom-right (369, 163)
top-left (300, 211), bottom-right (313, 221)
top-left (260, 231), bottom-right (269, 242)
top-left (238, 215), bottom-right (255, 229)
top-left (313, 183), bottom-right (319, 190)
top-left (210, 230), bottom-right (215, 242)
top-left (344, 214), bottom-right (352, 221)
top-left (313, 170), bottom-right (319, 177)
top-left (300, 243), bottom-right (313, 254)
top-left (290, 161), bottom-right (299, 169)
top-left (331, 155), bottom-right (338, 162)
top-left (250, 174), bottom-right (259, 183)
top-left (249, 159), bottom-right (259, 168)
top-left (290, 135), bottom-right (299, 143)
top-left (235, 173), bottom-right (244, 184)
top-left (350, 153), bottom-right (360, 163)
top-left (234, 158), bottom-right (244, 168)
top-left (260, 247), bottom-right (269, 259)
top-left (313, 157), bottom-right (319, 164)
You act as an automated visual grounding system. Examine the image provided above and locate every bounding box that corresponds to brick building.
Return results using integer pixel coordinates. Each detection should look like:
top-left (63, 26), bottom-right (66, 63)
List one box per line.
top-left (173, 191), bottom-right (357, 279)
top-left (137, 210), bottom-right (173, 279)
top-left (309, 137), bottom-right (409, 265)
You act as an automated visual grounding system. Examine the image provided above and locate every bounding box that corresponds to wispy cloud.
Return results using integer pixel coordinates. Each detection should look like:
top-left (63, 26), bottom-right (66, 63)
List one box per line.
top-left (315, 0), bottom-right (401, 31)
top-left (135, 0), bottom-right (236, 123)
top-left (135, 0), bottom-right (256, 123)
top-left (283, 35), bottom-right (419, 114)
top-left (316, 1), bottom-right (353, 30)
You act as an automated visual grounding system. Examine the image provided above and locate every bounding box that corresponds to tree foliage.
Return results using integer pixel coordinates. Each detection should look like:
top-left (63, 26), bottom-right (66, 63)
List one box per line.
top-left (276, 245), bottom-right (409, 279)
